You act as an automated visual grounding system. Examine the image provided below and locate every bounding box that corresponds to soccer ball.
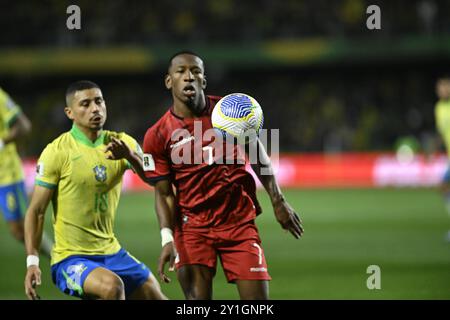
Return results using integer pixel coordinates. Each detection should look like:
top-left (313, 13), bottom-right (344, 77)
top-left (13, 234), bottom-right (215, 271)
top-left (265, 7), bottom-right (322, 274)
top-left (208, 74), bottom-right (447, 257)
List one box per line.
top-left (211, 93), bottom-right (264, 144)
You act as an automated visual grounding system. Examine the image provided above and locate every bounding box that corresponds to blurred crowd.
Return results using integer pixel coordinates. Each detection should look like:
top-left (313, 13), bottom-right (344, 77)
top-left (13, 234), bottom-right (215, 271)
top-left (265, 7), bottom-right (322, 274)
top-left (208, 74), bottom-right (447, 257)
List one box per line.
top-left (1, 61), bottom-right (442, 156)
top-left (0, 0), bottom-right (448, 47)
top-left (0, 0), bottom-right (448, 156)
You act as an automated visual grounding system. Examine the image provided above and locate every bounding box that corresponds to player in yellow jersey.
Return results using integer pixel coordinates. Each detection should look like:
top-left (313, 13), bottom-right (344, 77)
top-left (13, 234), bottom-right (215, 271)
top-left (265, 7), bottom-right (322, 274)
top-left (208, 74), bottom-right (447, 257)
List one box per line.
top-left (434, 77), bottom-right (450, 242)
top-left (0, 87), bottom-right (52, 257)
top-left (24, 81), bottom-right (167, 300)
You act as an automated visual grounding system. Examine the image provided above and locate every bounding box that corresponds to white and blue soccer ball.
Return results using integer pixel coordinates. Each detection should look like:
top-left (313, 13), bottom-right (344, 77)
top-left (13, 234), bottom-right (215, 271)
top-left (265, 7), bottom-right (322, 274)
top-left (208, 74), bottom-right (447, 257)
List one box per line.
top-left (211, 93), bottom-right (264, 144)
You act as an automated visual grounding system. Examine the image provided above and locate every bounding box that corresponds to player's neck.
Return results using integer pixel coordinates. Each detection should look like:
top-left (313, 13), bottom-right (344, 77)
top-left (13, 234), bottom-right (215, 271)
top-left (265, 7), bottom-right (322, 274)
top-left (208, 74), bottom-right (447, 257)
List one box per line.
top-left (85, 130), bottom-right (102, 143)
top-left (73, 123), bottom-right (102, 143)
top-left (173, 96), bottom-right (206, 118)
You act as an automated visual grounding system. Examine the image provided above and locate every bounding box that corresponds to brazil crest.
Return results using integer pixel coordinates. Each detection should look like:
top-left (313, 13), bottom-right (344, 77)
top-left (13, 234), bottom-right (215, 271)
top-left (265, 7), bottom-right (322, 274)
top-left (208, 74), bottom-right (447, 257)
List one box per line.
top-left (93, 165), bottom-right (107, 182)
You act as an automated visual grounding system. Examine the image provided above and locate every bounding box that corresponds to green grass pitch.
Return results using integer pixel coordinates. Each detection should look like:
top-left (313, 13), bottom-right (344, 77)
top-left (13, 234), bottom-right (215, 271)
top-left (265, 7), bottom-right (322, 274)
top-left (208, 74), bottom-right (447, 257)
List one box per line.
top-left (1, 188), bottom-right (449, 299)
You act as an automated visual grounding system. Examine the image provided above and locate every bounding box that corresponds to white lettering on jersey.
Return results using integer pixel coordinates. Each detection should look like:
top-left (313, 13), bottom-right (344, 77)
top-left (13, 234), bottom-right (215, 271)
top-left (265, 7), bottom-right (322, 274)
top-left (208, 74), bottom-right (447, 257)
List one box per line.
top-left (169, 136), bottom-right (195, 149)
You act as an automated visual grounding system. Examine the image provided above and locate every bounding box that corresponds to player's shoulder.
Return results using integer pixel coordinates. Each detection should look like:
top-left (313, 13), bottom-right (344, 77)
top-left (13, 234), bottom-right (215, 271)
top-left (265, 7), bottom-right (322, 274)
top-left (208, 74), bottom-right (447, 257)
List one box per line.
top-left (144, 109), bottom-right (173, 140)
top-left (48, 131), bottom-right (71, 148)
top-left (0, 87), bottom-right (9, 100)
top-left (152, 109), bottom-right (174, 128)
top-left (104, 130), bottom-right (137, 146)
top-left (40, 131), bottom-right (72, 157)
top-left (436, 100), bottom-right (449, 112)
top-left (0, 87), bottom-right (14, 111)
top-left (104, 130), bottom-right (132, 141)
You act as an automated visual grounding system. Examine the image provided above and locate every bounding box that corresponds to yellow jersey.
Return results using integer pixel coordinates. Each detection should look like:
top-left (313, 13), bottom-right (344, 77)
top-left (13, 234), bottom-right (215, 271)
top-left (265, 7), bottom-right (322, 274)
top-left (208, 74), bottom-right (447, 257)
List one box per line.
top-left (0, 88), bottom-right (24, 186)
top-left (435, 99), bottom-right (450, 156)
top-left (35, 124), bottom-right (142, 265)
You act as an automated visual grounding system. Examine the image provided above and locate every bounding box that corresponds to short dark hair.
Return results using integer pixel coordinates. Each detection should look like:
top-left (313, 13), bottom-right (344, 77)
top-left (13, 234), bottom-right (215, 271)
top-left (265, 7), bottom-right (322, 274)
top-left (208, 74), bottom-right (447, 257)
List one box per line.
top-left (65, 80), bottom-right (100, 106)
top-left (168, 50), bottom-right (202, 72)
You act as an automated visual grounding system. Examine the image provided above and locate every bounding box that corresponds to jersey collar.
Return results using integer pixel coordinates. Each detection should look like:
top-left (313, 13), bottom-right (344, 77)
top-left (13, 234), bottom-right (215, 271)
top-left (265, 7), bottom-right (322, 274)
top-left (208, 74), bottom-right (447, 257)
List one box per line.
top-left (70, 124), bottom-right (105, 148)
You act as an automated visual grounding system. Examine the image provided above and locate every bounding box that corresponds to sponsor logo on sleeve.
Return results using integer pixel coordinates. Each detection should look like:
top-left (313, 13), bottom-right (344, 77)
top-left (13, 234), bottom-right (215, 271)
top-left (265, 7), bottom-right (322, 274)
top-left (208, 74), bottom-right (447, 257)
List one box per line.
top-left (143, 153), bottom-right (155, 171)
top-left (36, 162), bottom-right (44, 177)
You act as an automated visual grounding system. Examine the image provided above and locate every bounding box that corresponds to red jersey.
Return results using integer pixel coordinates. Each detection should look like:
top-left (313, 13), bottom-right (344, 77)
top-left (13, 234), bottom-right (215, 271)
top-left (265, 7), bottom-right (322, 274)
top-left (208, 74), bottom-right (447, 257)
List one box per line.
top-left (143, 95), bottom-right (262, 230)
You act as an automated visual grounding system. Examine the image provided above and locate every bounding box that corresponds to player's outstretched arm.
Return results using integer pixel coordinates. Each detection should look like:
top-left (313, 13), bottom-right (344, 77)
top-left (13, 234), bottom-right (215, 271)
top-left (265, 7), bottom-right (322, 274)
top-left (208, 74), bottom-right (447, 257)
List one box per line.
top-left (247, 138), bottom-right (304, 239)
top-left (154, 179), bottom-right (177, 283)
top-left (0, 112), bottom-right (31, 150)
top-left (105, 137), bottom-right (148, 181)
top-left (24, 185), bottom-right (54, 300)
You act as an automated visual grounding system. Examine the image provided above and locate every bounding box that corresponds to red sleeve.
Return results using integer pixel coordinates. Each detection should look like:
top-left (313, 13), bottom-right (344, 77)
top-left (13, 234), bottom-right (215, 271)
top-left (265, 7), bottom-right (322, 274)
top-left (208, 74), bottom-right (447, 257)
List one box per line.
top-left (142, 125), bottom-right (171, 185)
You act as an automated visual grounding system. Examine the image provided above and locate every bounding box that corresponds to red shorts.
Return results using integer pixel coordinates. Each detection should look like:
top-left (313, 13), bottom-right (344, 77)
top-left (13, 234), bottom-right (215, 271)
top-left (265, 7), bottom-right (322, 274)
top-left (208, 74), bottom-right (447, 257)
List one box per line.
top-left (174, 220), bottom-right (271, 282)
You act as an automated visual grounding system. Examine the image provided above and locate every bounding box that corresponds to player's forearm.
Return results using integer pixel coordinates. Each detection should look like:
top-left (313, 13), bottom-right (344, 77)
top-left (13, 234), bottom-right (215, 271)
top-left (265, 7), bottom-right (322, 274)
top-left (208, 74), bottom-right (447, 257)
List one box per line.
top-left (3, 115), bottom-right (32, 145)
top-left (24, 207), bottom-right (46, 256)
top-left (125, 151), bottom-right (147, 181)
top-left (2, 126), bottom-right (22, 145)
top-left (252, 162), bottom-right (284, 205)
top-left (249, 138), bottom-right (284, 205)
top-left (155, 193), bottom-right (175, 230)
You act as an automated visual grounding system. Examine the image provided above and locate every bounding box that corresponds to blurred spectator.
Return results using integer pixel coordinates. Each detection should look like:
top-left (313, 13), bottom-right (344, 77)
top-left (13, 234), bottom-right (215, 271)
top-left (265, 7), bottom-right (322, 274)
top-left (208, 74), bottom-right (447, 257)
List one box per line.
top-left (0, 0), bottom-right (448, 156)
top-left (1, 0), bottom-right (450, 47)
top-left (417, 0), bottom-right (438, 35)
top-left (0, 61), bottom-right (444, 156)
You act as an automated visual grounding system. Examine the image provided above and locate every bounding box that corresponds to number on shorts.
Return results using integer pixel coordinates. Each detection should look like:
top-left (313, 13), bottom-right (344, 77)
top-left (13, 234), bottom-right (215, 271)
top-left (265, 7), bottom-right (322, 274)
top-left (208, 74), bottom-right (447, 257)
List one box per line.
top-left (252, 243), bottom-right (263, 265)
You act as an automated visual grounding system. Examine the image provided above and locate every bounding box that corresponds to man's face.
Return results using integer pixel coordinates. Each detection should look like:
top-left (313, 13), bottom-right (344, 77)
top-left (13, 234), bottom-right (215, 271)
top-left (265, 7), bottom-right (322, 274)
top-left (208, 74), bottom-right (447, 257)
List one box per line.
top-left (436, 79), bottom-right (450, 100)
top-left (65, 88), bottom-right (107, 130)
top-left (165, 54), bottom-right (206, 108)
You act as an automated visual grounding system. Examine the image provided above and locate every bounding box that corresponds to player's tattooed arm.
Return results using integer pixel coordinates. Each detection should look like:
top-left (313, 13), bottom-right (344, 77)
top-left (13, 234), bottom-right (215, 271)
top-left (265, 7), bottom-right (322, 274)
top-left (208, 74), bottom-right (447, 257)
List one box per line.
top-left (247, 138), bottom-right (304, 239)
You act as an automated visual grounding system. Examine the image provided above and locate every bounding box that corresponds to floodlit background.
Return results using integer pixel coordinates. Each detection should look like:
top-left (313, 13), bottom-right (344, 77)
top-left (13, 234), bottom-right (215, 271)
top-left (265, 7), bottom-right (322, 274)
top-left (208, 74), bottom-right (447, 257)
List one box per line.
top-left (0, 0), bottom-right (449, 299)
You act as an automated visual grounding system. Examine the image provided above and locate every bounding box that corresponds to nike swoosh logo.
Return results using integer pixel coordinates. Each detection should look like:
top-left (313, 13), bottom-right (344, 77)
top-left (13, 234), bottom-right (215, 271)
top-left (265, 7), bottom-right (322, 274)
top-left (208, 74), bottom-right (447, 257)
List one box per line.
top-left (71, 155), bottom-right (82, 161)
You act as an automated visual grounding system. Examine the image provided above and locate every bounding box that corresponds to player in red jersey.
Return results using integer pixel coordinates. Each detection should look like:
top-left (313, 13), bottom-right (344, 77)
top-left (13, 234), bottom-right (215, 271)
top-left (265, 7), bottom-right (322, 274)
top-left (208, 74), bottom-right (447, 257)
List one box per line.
top-left (142, 51), bottom-right (303, 299)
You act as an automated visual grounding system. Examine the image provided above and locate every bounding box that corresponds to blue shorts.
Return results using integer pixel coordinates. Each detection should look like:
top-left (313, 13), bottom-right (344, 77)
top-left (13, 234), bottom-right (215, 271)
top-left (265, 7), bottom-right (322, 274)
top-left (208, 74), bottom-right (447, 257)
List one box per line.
top-left (443, 166), bottom-right (450, 184)
top-left (0, 181), bottom-right (27, 222)
top-left (51, 248), bottom-right (151, 299)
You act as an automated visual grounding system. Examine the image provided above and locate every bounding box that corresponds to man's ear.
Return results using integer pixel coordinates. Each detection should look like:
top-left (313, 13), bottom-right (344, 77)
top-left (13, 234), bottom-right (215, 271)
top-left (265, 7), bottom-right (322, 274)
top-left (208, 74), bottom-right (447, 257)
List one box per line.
top-left (64, 106), bottom-right (74, 120)
top-left (202, 76), bottom-right (207, 89)
top-left (165, 74), bottom-right (172, 90)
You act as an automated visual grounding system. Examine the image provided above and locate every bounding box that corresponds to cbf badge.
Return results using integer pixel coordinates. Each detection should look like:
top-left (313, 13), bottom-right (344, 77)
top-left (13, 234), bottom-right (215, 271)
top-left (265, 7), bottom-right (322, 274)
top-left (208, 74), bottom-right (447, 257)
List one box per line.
top-left (93, 165), bottom-right (107, 182)
top-left (36, 162), bottom-right (44, 177)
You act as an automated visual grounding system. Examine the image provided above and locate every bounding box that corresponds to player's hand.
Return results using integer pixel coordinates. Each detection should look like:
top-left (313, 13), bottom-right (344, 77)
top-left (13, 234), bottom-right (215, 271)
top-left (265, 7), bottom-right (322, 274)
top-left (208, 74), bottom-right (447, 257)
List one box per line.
top-left (105, 137), bottom-right (132, 160)
top-left (24, 265), bottom-right (42, 300)
top-left (158, 242), bottom-right (177, 284)
top-left (273, 199), bottom-right (304, 239)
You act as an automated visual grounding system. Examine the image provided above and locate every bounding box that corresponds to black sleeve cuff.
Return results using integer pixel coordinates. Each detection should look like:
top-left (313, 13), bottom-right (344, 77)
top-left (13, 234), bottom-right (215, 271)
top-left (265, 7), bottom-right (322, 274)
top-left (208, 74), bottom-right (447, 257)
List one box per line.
top-left (144, 175), bottom-right (171, 186)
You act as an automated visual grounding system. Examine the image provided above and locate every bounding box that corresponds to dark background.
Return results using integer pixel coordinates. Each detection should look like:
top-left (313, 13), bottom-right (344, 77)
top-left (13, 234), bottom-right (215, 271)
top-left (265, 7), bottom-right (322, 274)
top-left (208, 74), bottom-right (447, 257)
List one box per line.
top-left (0, 0), bottom-right (449, 155)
